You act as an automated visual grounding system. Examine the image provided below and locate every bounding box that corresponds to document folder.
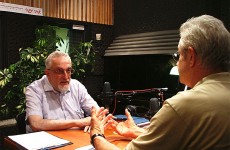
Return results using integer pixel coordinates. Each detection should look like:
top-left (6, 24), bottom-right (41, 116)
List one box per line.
top-left (7, 131), bottom-right (72, 150)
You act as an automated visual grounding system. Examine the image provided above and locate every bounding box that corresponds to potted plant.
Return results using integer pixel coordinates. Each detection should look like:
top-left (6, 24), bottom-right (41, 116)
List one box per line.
top-left (69, 40), bottom-right (96, 81)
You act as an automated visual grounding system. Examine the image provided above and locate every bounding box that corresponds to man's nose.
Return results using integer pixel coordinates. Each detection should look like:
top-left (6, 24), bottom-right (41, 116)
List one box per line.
top-left (62, 71), bottom-right (70, 78)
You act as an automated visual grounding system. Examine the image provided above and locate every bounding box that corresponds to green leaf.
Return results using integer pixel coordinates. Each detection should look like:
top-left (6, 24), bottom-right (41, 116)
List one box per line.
top-left (6, 74), bottom-right (12, 78)
top-left (27, 54), bottom-right (31, 60)
top-left (3, 68), bottom-right (9, 74)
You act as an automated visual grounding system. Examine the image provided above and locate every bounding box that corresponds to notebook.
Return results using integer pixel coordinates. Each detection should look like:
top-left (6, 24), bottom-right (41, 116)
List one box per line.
top-left (8, 131), bottom-right (72, 150)
top-left (113, 115), bottom-right (150, 127)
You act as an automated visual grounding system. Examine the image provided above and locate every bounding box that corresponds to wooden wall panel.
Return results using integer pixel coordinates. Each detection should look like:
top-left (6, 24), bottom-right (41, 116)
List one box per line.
top-left (0, 0), bottom-right (113, 25)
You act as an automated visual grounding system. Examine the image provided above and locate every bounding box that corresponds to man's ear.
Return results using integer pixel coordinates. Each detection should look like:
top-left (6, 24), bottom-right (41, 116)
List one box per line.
top-left (44, 69), bottom-right (49, 76)
top-left (187, 47), bottom-right (196, 67)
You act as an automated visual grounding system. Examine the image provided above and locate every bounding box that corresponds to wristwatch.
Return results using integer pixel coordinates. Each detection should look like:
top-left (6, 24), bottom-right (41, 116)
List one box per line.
top-left (90, 133), bottom-right (105, 147)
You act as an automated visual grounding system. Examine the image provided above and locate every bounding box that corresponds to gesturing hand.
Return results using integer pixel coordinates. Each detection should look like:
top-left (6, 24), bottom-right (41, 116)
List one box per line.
top-left (90, 106), bottom-right (113, 137)
top-left (109, 109), bottom-right (143, 138)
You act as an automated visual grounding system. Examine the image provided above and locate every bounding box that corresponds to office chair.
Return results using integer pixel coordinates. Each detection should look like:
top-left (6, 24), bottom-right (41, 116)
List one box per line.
top-left (15, 111), bottom-right (26, 134)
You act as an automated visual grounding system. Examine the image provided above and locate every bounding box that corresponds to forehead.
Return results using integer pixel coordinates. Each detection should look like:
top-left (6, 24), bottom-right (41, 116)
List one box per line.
top-left (51, 56), bottom-right (72, 68)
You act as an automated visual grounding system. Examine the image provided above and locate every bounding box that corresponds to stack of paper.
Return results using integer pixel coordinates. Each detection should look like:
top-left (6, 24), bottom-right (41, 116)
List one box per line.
top-left (8, 131), bottom-right (72, 149)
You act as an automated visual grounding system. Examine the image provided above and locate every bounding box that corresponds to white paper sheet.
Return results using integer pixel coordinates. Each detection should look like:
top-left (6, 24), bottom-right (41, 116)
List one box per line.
top-left (8, 131), bottom-right (71, 150)
top-left (75, 145), bottom-right (95, 150)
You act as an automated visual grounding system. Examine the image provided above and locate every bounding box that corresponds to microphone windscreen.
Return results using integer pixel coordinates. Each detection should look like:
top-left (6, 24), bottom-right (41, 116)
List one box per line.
top-left (100, 82), bottom-right (113, 107)
top-left (103, 82), bottom-right (111, 93)
top-left (149, 98), bottom-right (160, 115)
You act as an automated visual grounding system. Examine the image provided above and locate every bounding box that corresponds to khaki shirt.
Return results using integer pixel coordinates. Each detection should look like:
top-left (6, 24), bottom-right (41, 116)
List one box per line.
top-left (126, 72), bottom-right (230, 150)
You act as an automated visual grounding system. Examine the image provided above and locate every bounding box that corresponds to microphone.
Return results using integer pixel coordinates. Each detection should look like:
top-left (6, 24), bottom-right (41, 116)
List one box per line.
top-left (100, 82), bottom-right (114, 111)
top-left (149, 98), bottom-right (160, 116)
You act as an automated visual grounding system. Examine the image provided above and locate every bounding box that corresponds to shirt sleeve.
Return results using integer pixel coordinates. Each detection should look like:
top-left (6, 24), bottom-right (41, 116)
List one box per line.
top-left (77, 81), bottom-right (99, 116)
top-left (125, 102), bottom-right (189, 150)
top-left (25, 83), bottom-right (44, 119)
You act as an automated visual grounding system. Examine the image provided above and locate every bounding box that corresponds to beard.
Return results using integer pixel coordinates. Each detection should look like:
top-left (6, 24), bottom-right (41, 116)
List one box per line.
top-left (58, 84), bottom-right (69, 94)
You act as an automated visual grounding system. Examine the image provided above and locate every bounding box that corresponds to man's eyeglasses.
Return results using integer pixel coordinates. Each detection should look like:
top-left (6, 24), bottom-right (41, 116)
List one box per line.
top-left (172, 51), bottom-right (180, 61)
top-left (48, 68), bottom-right (75, 75)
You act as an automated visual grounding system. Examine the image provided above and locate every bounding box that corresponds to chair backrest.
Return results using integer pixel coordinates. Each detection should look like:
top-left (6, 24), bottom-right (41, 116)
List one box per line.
top-left (15, 112), bottom-right (26, 134)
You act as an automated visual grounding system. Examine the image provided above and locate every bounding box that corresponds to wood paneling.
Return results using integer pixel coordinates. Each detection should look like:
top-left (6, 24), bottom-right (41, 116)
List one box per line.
top-left (105, 30), bottom-right (179, 56)
top-left (0, 0), bottom-right (113, 25)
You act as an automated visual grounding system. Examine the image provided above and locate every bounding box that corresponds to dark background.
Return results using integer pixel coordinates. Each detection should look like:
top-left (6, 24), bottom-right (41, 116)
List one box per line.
top-left (1, 0), bottom-right (230, 148)
top-left (1, 0), bottom-right (229, 113)
top-left (104, 0), bottom-right (230, 112)
top-left (1, 0), bottom-right (229, 112)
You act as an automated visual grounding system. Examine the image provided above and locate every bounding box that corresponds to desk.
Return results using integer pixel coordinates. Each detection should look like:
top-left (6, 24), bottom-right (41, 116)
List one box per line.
top-left (4, 128), bottom-right (130, 149)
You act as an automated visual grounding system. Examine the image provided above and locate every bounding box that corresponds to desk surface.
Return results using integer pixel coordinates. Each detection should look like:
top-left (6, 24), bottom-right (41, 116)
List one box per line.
top-left (4, 128), bottom-right (130, 149)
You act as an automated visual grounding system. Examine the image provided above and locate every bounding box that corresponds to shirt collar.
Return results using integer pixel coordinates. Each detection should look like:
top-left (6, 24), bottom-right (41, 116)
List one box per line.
top-left (194, 72), bottom-right (230, 88)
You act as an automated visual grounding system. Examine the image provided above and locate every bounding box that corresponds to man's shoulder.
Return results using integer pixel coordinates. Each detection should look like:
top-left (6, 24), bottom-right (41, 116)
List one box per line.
top-left (166, 90), bottom-right (195, 104)
top-left (26, 75), bottom-right (48, 90)
top-left (70, 79), bottom-right (84, 86)
top-left (165, 90), bottom-right (202, 114)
